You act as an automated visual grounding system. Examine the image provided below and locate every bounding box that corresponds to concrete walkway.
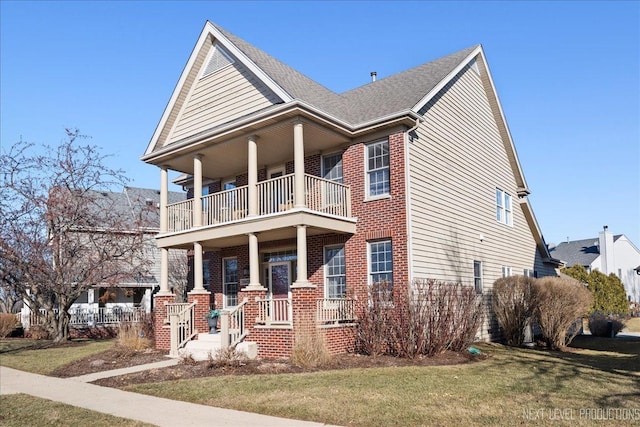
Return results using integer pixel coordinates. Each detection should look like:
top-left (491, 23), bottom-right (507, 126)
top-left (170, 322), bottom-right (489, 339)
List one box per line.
top-left (69, 358), bottom-right (180, 383)
top-left (0, 366), bottom-right (339, 427)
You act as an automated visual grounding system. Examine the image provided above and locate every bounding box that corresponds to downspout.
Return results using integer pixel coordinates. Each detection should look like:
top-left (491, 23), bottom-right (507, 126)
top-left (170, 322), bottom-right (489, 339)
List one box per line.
top-left (406, 118), bottom-right (421, 141)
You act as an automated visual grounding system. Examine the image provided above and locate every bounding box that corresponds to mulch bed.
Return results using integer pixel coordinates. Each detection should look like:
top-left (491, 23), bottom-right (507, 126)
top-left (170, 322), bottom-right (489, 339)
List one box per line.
top-left (49, 347), bottom-right (486, 388)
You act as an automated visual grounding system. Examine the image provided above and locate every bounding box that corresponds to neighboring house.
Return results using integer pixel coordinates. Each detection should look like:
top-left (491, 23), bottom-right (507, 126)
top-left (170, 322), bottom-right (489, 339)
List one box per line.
top-left (20, 186), bottom-right (186, 328)
top-left (141, 21), bottom-right (561, 358)
top-left (550, 227), bottom-right (640, 303)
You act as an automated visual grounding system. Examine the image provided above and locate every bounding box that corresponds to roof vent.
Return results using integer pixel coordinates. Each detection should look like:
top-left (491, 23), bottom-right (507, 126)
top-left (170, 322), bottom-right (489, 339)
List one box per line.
top-left (201, 43), bottom-right (234, 78)
top-left (145, 199), bottom-right (154, 206)
top-left (370, 71), bottom-right (377, 82)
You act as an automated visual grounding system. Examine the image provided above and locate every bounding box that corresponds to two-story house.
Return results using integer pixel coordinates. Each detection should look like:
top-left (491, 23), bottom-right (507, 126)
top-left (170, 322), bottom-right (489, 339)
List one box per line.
top-left (142, 22), bottom-right (561, 358)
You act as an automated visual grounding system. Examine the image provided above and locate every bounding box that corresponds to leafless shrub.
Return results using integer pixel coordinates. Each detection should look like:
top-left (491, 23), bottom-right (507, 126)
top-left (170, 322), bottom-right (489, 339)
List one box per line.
top-left (116, 321), bottom-right (153, 354)
top-left (180, 353), bottom-right (197, 365)
top-left (207, 346), bottom-right (248, 369)
top-left (354, 282), bottom-right (394, 356)
top-left (492, 275), bottom-right (536, 346)
top-left (26, 325), bottom-right (50, 340)
top-left (290, 328), bottom-right (331, 368)
top-left (532, 277), bottom-right (593, 350)
top-left (588, 312), bottom-right (625, 337)
top-left (356, 280), bottom-right (483, 357)
top-left (0, 313), bottom-right (19, 338)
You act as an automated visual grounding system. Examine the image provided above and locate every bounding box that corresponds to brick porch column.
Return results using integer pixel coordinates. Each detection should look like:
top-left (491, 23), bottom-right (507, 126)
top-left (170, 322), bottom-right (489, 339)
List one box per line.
top-left (154, 294), bottom-right (176, 351)
top-left (292, 286), bottom-right (318, 334)
top-left (187, 291), bottom-right (212, 334)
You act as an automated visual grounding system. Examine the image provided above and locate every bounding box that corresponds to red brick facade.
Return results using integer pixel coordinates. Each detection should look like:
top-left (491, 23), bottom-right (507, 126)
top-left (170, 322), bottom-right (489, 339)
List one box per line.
top-left (158, 130), bottom-right (409, 358)
top-left (154, 294), bottom-right (176, 351)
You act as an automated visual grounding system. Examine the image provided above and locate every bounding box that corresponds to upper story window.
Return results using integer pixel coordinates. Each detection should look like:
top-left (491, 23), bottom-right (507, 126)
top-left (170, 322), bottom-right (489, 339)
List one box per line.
top-left (201, 43), bottom-right (235, 79)
top-left (523, 268), bottom-right (536, 278)
top-left (496, 188), bottom-right (513, 226)
top-left (322, 152), bottom-right (343, 183)
top-left (366, 140), bottom-right (390, 198)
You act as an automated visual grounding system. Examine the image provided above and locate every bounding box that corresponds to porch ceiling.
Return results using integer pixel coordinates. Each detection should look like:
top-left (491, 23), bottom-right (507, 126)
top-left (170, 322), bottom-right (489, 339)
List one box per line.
top-left (163, 119), bottom-right (349, 180)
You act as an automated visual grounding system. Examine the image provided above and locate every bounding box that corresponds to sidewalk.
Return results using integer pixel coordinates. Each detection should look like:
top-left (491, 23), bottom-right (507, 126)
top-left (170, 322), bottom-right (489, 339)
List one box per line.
top-left (0, 366), bottom-right (339, 427)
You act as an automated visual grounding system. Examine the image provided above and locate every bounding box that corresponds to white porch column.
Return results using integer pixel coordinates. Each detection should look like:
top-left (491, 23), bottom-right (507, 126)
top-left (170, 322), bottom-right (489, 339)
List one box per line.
top-left (246, 232), bottom-right (264, 290)
top-left (192, 241), bottom-right (206, 292)
top-left (293, 121), bottom-right (306, 208)
top-left (158, 247), bottom-right (172, 295)
top-left (160, 166), bottom-right (168, 233)
top-left (248, 135), bottom-right (258, 216)
top-left (292, 225), bottom-right (313, 287)
top-left (193, 154), bottom-right (203, 227)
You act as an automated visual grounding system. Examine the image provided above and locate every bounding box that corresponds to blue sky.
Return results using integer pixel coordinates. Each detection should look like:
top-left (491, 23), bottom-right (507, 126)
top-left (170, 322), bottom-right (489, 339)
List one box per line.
top-left (1, 1), bottom-right (639, 246)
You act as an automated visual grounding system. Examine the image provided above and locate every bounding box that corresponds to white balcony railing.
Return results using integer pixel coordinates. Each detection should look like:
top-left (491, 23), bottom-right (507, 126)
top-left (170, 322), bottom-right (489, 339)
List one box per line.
top-left (305, 175), bottom-right (351, 217)
top-left (165, 173), bottom-right (352, 232)
top-left (256, 297), bottom-right (292, 325)
top-left (167, 199), bottom-right (193, 232)
top-left (202, 186), bottom-right (248, 225)
top-left (316, 298), bottom-right (357, 323)
top-left (257, 174), bottom-right (295, 215)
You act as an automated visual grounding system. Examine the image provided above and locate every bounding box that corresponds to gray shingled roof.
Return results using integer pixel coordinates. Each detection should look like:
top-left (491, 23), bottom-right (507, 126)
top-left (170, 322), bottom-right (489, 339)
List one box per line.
top-left (549, 235), bottom-right (623, 266)
top-left (213, 22), bottom-right (477, 126)
top-left (87, 187), bottom-right (185, 230)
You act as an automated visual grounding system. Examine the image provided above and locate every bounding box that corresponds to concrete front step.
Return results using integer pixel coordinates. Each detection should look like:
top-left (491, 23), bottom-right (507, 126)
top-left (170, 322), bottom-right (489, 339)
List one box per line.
top-left (178, 333), bottom-right (258, 361)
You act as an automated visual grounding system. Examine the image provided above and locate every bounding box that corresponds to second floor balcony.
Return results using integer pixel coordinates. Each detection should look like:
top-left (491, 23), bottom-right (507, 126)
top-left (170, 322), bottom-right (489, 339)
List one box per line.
top-left (165, 173), bottom-right (352, 234)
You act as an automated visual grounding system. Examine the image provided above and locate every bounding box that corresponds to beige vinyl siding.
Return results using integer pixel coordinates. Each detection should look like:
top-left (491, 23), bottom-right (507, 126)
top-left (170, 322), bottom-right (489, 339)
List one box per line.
top-left (157, 36), bottom-right (213, 148)
top-left (408, 61), bottom-right (553, 336)
top-left (168, 44), bottom-right (281, 144)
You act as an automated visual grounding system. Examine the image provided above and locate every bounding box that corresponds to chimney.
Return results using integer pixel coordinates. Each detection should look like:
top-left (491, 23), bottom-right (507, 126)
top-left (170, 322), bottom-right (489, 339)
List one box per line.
top-left (370, 71), bottom-right (377, 82)
top-left (598, 225), bottom-right (615, 275)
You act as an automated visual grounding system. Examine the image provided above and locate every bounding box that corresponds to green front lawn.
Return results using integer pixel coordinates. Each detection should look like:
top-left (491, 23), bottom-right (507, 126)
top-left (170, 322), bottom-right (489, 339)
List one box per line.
top-left (128, 339), bottom-right (640, 427)
top-left (0, 394), bottom-right (153, 427)
top-left (0, 339), bottom-right (113, 374)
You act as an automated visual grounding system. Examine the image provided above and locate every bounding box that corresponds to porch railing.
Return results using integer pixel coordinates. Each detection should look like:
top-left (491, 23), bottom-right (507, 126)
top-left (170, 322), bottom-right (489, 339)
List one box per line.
top-left (257, 174), bottom-right (295, 215)
top-left (27, 307), bottom-right (145, 327)
top-left (168, 302), bottom-right (197, 357)
top-left (316, 298), bottom-right (357, 323)
top-left (165, 303), bottom-right (191, 323)
top-left (305, 175), bottom-right (352, 217)
top-left (220, 298), bottom-right (248, 348)
top-left (167, 199), bottom-right (193, 232)
top-left (202, 186), bottom-right (249, 225)
top-left (256, 297), bottom-right (292, 325)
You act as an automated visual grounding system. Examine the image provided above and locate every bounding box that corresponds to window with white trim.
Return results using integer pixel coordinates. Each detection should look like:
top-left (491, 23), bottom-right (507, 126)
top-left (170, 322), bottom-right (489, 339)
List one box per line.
top-left (495, 188), bottom-right (513, 225)
top-left (366, 140), bottom-right (390, 197)
top-left (322, 152), bottom-right (343, 183)
top-left (473, 260), bottom-right (483, 294)
top-left (523, 268), bottom-right (535, 278)
top-left (223, 257), bottom-right (238, 307)
top-left (324, 245), bottom-right (346, 299)
top-left (369, 240), bottom-right (393, 289)
top-left (501, 266), bottom-right (512, 278)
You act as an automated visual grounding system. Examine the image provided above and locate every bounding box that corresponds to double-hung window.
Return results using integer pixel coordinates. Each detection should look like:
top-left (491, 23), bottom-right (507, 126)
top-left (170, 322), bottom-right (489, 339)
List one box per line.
top-left (223, 257), bottom-right (238, 307)
top-left (324, 245), bottom-right (346, 299)
top-left (366, 140), bottom-right (390, 198)
top-left (495, 188), bottom-right (513, 225)
top-left (501, 265), bottom-right (512, 278)
top-left (322, 152), bottom-right (343, 183)
top-left (369, 240), bottom-right (393, 290)
top-left (523, 268), bottom-right (535, 278)
top-left (473, 260), bottom-right (483, 294)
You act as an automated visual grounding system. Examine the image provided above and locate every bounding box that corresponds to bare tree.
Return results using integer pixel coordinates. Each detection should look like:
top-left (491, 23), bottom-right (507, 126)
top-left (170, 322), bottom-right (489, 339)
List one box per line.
top-left (168, 249), bottom-right (189, 303)
top-left (0, 130), bottom-right (148, 342)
